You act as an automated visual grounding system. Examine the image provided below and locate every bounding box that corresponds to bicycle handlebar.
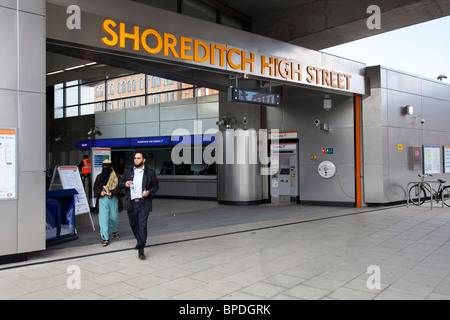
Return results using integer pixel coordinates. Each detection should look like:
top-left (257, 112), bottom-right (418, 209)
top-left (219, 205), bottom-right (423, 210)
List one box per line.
top-left (418, 173), bottom-right (433, 181)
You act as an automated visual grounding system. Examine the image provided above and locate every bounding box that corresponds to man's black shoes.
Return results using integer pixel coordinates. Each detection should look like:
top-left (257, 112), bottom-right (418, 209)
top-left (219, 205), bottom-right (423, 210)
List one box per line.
top-left (138, 247), bottom-right (146, 260)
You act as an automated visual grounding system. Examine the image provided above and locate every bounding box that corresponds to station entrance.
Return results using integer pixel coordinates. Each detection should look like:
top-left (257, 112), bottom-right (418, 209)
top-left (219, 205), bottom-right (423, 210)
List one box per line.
top-left (45, 0), bottom-right (366, 249)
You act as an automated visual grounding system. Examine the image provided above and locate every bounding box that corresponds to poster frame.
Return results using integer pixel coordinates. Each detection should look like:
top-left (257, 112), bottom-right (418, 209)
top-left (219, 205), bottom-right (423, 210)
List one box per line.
top-left (0, 127), bottom-right (18, 200)
top-left (443, 146), bottom-right (450, 173)
top-left (90, 147), bottom-right (111, 207)
top-left (423, 145), bottom-right (441, 175)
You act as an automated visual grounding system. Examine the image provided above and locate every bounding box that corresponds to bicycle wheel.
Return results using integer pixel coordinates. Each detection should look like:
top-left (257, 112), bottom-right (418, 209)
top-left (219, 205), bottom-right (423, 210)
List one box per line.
top-left (441, 186), bottom-right (450, 207)
top-left (409, 184), bottom-right (426, 205)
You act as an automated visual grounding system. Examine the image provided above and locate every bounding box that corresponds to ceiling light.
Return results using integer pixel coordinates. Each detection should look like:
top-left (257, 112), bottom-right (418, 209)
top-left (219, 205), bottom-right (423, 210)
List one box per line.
top-left (46, 70), bottom-right (64, 76)
top-left (64, 65), bottom-right (85, 71)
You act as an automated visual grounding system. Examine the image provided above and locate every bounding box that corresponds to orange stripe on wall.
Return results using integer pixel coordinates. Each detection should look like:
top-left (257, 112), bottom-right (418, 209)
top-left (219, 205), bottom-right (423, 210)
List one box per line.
top-left (354, 94), bottom-right (362, 208)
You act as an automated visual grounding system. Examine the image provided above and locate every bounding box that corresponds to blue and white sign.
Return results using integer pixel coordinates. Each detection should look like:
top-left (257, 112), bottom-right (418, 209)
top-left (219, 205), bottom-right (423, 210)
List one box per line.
top-left (131, 136), bottom-right (171, 147)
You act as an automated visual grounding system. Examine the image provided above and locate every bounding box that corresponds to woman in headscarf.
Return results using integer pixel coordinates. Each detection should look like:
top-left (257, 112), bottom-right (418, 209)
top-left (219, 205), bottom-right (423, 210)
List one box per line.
top-left (93, 159), bottom-right (123, 247)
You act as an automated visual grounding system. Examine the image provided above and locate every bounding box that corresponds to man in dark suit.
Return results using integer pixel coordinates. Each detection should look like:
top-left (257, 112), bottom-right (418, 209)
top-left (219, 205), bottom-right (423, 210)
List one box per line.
top-left (120, 151), bottom-right (159, 259)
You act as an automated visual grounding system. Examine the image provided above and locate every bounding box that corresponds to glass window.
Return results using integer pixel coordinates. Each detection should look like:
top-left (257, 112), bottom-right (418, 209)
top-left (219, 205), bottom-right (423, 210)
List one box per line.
top-left (53, 73), bottom-right (218, 118)
top-left (81, 104), bottom-right (95, 115)
top-left (54, 84), bottom-right (64, 119)
top-left (66, 85), bottom-right (79, 106)
top-left (135, 0), bottom-right (178, 12)
top-left (66, 106), bottom-right (78, 117)
top-left (221, 12), bottom-right (244, 30)
top-left (183, 0), bottom-right (216, 23)
top-left (80, 81), bottom-right (104, 104)
top-left (96, 102), bottom-right (104, 112)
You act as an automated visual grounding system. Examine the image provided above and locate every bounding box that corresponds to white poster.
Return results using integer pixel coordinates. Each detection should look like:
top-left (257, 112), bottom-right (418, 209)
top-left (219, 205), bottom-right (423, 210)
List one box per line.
top-left (0, 128), bottom-right (17, 199)
top-left (423, 146), bottom-right (441, 174)
top-left (91, 148), bottom-right (111, 206)
top-left (58, 166), bottom-right (90, 215)
top-left (444, 146), bottom-right (450, 173)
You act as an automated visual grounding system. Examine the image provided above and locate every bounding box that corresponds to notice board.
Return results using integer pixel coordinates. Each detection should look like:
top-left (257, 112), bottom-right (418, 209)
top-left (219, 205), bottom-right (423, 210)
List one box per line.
top-left (444, 146), bottom-right (450, 173)
top-left (57, 166), bottom-right (90, 215)
top-left (90, 148), bottom-right (111, 206)
top-left (423, 145), bottom-right (441, 174)
top-left (0, 128), bottom-right (17, 200)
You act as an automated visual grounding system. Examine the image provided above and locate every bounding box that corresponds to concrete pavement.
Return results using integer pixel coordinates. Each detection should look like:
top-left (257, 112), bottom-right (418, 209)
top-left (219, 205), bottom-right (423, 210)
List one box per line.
top-left (1, 199), bottom-right (450, 300)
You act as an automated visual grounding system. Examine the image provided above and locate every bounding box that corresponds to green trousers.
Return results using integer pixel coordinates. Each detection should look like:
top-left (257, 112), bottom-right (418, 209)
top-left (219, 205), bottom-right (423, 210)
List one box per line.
top-left (99, 196), bottom-right (119, 241)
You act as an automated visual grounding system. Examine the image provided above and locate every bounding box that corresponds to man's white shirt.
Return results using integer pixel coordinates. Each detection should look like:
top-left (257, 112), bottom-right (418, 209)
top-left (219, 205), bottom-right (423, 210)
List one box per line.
top-left (131, 167), bottom-right (144, 200)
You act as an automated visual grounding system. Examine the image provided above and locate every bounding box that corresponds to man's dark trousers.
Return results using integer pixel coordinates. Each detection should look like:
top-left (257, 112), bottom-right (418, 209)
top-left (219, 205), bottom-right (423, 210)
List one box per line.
top-left (128, 200), bottom-right (149, 249)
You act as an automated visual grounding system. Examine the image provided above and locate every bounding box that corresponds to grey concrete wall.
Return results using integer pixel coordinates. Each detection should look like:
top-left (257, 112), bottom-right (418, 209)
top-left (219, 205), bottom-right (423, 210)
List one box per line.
top-left (0, 0), bottom-right (46, 257)
top-left (363, 66), bottom-right (450, 204)
top-left (253, 0), bottom-right (450, 50)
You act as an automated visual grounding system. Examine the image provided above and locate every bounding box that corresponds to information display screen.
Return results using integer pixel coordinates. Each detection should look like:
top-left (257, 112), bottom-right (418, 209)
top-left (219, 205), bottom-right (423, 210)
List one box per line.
top-left (228, 87), bottom-right (280, 106)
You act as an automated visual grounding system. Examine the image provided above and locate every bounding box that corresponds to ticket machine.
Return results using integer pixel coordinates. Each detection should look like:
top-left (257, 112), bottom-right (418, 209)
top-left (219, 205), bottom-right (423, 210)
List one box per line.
top-left (270, 142), bottom-right (298, 204)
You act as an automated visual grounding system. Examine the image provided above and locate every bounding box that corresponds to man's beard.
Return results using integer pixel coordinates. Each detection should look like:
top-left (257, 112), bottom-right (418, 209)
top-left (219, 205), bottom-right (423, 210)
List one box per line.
top-left (134, 160), bottom-right (144, 168)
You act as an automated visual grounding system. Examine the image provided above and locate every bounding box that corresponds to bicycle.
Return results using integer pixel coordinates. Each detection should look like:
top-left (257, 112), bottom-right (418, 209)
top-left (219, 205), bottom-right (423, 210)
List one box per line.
top-left (408, 174), bottom-right (450, 207)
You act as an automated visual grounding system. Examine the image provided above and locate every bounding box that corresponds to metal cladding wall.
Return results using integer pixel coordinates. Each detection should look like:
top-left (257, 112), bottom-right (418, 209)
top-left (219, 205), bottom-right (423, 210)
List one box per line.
top-left (363, 66), bottom-right (450, 204)
top-left (266, 86), bottom-right (356, 205)
top-left (217, 129), bottom-right (264, 205)
top-left (0, 1), bottom-right (46, 258)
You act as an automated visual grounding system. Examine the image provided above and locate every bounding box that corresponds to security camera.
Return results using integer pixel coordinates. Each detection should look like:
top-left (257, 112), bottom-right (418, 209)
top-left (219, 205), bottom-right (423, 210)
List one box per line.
top-left (314, 119), bottom-right (321, 126)
top-left (216, 119), bottom-right (225, 126)
top-left (88, 127), bottom-right (102, 136)
top-left (416, 114), bottom-right (425, 124)
top-left (242, 117), bottom-right (248, 125)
